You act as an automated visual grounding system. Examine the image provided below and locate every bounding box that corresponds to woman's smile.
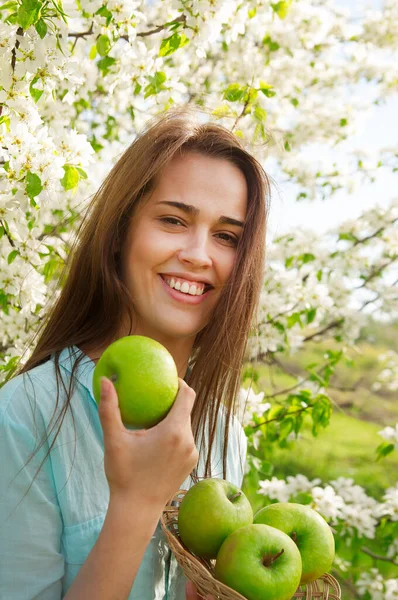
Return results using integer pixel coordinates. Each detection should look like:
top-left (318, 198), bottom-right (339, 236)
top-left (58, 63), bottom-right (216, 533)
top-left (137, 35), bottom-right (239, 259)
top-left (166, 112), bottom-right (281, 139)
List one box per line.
top-left (158, 273), bottom-right (213, 305)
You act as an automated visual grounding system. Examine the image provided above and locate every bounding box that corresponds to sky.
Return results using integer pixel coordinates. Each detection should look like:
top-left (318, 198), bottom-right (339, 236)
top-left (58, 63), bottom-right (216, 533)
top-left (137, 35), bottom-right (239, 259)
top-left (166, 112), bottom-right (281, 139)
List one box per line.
top-left (266, 0), bottom-right (398, 242)
top-left (267, 96), bottom-right (398, 240)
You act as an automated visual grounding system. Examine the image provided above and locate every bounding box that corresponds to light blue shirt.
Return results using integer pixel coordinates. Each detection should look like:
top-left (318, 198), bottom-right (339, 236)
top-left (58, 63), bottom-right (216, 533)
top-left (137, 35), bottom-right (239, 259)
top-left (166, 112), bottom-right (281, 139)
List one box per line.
top-left (0, 345), bottom-right (247, 600)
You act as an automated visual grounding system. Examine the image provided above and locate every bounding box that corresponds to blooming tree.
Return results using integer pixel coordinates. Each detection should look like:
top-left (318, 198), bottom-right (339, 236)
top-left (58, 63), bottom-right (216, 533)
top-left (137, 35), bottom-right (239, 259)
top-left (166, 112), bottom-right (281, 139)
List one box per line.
top-left (1, 0), bottom-right (397, 597)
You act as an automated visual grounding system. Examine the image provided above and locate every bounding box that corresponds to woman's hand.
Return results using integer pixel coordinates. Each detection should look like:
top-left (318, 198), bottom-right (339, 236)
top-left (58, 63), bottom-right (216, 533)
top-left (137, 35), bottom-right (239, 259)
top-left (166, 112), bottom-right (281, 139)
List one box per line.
top-left (186, 580), bottom-right (216, 600)
top-left (98, 376), bottom-right (199, 508)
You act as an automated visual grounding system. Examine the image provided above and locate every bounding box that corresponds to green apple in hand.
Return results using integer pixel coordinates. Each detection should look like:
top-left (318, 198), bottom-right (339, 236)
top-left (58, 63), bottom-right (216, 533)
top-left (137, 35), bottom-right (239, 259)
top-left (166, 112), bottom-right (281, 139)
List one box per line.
top-left (178, 478), bottom-right (253, 559)
top-left (254, 502), bottom-right (335, 584)
top-left (214, 524), bottom-right (302, 600)
top-left (92, 335), bottom-right (179, 429)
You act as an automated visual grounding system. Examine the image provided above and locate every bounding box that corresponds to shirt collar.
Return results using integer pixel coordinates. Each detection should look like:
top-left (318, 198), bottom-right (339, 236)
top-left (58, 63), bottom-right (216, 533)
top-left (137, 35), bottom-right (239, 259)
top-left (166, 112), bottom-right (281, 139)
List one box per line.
top-left (55, 345), bottom-right (96, 401)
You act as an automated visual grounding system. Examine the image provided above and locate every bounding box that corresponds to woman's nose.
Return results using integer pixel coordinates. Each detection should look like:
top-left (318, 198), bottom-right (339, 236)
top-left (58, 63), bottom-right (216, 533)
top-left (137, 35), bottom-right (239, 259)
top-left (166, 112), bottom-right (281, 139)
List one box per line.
top-left (177, 231), bottom-right (212, 268)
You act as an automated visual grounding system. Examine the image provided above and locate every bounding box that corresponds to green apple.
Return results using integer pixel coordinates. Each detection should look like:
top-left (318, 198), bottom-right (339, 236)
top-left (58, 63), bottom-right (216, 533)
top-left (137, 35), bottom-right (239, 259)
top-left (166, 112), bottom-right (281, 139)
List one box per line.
top-left (178, 478), bottom-right (253, 559)
top-left (253, 502), bottom-right (335, 584)
top-left (92, 335), bottom-right (179, 429)
top-left (214, 524), bottom-right (302, 600)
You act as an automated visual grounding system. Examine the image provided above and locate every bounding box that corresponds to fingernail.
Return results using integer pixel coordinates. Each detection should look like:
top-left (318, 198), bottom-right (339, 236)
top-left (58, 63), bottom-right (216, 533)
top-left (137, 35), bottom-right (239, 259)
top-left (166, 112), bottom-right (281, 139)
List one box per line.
top-left (100, 377), bottom-right (110, 399)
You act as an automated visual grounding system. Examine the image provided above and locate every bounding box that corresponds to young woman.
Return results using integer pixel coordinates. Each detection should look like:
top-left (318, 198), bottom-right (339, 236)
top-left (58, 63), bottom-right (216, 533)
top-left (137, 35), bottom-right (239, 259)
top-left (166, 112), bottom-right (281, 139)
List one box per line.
top-left (0, 107), bottom-right (269, 599)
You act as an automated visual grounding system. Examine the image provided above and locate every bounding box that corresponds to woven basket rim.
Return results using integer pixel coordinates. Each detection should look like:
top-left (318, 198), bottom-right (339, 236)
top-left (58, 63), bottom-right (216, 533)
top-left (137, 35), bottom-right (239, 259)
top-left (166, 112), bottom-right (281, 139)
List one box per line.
top-left (160, 489), bottom-right (342, 600)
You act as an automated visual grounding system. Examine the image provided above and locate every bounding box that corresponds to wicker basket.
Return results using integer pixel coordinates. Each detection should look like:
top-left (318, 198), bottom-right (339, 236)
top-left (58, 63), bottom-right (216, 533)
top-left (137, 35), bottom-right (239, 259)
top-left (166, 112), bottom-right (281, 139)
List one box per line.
top-left (160, 490), bottom-right (341, 600)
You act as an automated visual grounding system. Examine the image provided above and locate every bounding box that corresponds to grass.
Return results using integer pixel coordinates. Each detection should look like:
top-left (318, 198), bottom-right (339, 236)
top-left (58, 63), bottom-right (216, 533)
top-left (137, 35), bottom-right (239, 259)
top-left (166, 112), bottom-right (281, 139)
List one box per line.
top-left (269, 411), bottom-right (398, 499)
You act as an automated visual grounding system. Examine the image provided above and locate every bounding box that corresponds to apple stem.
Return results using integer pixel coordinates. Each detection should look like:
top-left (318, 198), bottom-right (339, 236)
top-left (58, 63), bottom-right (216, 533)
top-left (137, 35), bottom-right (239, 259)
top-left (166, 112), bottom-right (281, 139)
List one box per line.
top-left (262, 548), bottom-right (285, 567)
top-left (229, 492), bottom-right (242, 503)
top-left (291, 531), bottom-right (298, 544)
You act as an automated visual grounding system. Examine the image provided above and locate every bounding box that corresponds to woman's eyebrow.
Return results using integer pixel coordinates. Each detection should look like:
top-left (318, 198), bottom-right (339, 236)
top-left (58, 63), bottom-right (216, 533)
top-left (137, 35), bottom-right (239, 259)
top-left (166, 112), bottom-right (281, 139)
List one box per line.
top-left (156, 200), bottom-right (245, 228)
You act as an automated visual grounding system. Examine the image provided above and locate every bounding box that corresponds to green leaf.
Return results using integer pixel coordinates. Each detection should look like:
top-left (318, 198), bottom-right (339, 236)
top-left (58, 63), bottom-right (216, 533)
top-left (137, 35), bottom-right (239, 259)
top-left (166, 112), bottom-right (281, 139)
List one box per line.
top-left (290, 97), bottom-right (299, 107)
top-left (248, 7), bottom-right (256, 18)
top-left (60, 165), bottom-right (79, 190)
top-left (26, 171), bottom-right (43, 198)
top-left (376, 442), bottom-right (395, 461)
top-left (5, 10), bottom-right (18, 23)
top-left (223, 84), bottom-right (246, 103)
top-left (267, 406), bottom-right (286, 422)
top-left (285, 256), bottom-right (294, 268)
top-left (97, 56), bottom-right (116, 75)
top-left (272, 320), bottom-right (285, 334)
top-left (8, 249), bottom-right (19, 264)
top-left (76, 166), bottom-right (87, 179)
top-left (311, 395), bottom-right (332, 436)
top-left (306, 308), bottom-right (317, 324)
top-left (271, 0), bottom-right (293, 20)
top-left (279, 416), bottom-right (295, 441)
top-left (89, 44), bottom-right (97, 60)
top-left (259, 82), bottom-right (276, 97)
top-left (287, 312), bottom-right (302, 329)
top-left (262, 35), bottom-right (280, 52)
top-left (95, 4), bottom-right (112, 25)
top-left (17, 0), bottom-right (42, 30)
top-left (159, 32), bottom-right (189, 57)
top-left (299, 252), bottom-right (316, 264)
top-left (29, 75), bottom-right (43, 103)
top-left (96, 34), bottom-right (111, 57)
top-left (291, 492), bottom-right (312, 505)
top-left (89, 136), bottom-right (104, 153)
top-left (253, 106), bottom-right (267, 123)
top-left (0, 1), bottom-right (18, 11)
top-left (43, 258), bottom-right (64, 283)
top-left (340, 118), bottom-right (348, 127)
top-left (338, 232), bottom-right (357, 242)
top-left (35, 18), bottom-right (47, 38)
top-left (144, 71), bottom-right (167, 98)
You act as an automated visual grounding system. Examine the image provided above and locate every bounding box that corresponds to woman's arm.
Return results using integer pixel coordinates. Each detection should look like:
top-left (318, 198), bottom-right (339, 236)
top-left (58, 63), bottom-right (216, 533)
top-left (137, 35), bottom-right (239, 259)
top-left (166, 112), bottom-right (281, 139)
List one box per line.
top-left (65, 376), bottom-right (199, 600)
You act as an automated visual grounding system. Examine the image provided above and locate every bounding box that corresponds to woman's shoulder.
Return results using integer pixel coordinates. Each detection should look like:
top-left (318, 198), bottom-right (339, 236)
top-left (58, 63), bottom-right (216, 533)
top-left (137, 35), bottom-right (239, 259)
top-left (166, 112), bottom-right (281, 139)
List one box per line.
top-left (0, 358), bottom-right (57, 424)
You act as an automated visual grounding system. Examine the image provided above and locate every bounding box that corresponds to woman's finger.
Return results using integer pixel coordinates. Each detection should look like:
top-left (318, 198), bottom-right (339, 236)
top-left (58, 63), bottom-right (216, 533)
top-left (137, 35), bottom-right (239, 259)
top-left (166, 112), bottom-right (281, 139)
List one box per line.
top-left (98, 377), bottom-right (124, 441)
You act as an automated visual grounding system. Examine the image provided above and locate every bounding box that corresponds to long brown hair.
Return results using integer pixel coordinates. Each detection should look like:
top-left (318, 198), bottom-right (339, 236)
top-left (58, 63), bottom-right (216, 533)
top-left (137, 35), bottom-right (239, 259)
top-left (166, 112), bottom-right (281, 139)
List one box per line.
top-left (13, 106), bottom-right (270, 486)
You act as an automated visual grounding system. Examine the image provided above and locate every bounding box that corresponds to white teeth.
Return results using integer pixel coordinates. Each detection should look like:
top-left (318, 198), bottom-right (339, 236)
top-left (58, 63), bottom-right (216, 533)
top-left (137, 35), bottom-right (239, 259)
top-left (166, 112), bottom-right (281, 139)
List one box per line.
top-left (163, 276), bottom-right (205, 296)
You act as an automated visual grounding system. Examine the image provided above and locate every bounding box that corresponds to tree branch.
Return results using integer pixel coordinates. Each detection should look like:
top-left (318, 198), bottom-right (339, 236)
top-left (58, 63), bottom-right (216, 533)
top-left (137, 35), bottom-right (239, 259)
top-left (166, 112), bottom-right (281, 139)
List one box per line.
top-left (361, 546), bottom-right (398, 566)
top-left (68, 15), bottom-right (187, 43)
top-left (11, 27), bottom-right (23, 73)
top-left (0, 27), bottom-right (23, 118)
top-left (231, 95), bottom-right (251, 131)
top-left (68, 23), bottom-right (94, 39)
top-left (356, 255), bottom-right (398, 289)
top-left (136, 14), bottom-right (186, 38)
top-left (251, 406), bottom-right (310, 429)
top-left (0, 219), bottom-right (15, 248)
top-left (302, 318), bottom-right (345, 342)
top-left (352, 218), bottom-right (398, 247)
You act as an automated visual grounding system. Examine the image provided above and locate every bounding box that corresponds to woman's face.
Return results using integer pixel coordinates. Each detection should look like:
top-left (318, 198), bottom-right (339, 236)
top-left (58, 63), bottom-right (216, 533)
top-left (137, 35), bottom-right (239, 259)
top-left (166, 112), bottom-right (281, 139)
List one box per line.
top-left (120, 151), bottom-right (248, 345)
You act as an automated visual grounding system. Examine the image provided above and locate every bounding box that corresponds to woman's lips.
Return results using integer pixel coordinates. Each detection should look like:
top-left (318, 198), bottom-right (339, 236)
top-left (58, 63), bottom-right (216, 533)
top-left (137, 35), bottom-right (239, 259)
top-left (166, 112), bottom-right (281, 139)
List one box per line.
top-left (158, 275), bottom-right (212, 305)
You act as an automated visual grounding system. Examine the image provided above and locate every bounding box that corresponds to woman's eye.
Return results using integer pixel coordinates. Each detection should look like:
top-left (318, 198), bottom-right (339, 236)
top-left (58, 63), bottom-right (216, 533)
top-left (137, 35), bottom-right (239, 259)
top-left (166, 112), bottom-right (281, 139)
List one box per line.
top-left (217, 232), bottom-right (239, 246)
top-left (160, 217), bottom-right (184, 226)
top-left (160, 218), bottom-right (238, 246)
